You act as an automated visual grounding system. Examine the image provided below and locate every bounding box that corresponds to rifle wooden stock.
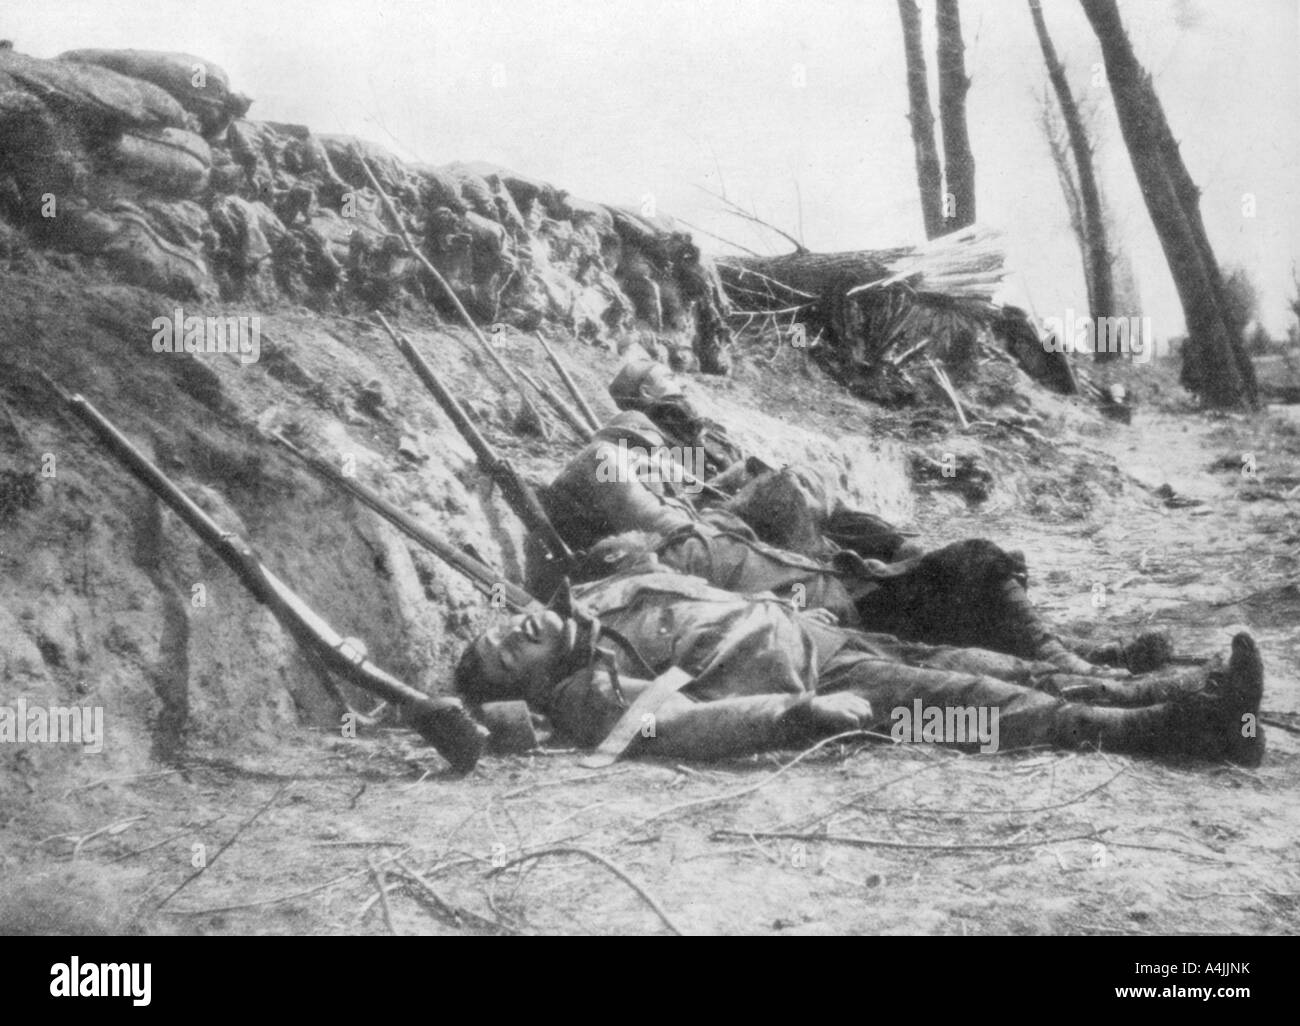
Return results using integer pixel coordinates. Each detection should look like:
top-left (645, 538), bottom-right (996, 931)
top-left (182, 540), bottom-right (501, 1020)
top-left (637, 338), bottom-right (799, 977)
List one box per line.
top-left (272, 433), bottom-right (538, 614)
top-left (51, 383), bottom-right (486, 774)
top-left (373, 312), bottom-right (574, 564)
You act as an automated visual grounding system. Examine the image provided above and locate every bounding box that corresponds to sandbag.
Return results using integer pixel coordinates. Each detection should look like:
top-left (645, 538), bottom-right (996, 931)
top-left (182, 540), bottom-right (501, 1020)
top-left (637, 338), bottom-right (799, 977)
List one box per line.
top-left (62, 200), bottom-right (212, 297)
top-left (560, 194), bottom-right (616, 236)
top-left (442, 163), bottom-right (497, 219)
top-left (0, 68), bottom-right (28, 111)
top-left (59, 49), bottom-right (250, 136)
top-left (0, 84), bottom-right (91, 199)
top-left (0, 50), bottom-right (187, 132)
top-left (112, 126), bottom-right (211, 197)
top-left (319, 134), bottom-right (411, 198)
top-left (477, 172), bottom-right (526, 234)
top-left (410, 163), bottom-right (466, 214)
top-left (497, 168), bottom-right (567, 218)
top-left (210, 194), bottom-right (284, 270)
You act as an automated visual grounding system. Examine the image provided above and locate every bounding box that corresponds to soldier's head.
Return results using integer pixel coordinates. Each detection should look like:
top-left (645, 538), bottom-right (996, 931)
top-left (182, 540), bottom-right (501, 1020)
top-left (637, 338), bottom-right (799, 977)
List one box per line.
top-left (454, 609), bottom-right (575, 703)
top-left (608, 360), bottom-right (683, 412)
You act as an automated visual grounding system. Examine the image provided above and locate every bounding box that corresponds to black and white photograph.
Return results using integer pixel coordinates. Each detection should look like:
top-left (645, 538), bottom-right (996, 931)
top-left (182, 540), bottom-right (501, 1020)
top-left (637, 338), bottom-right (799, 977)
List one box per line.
top-left (0, 0), bottom-right (1295, 961)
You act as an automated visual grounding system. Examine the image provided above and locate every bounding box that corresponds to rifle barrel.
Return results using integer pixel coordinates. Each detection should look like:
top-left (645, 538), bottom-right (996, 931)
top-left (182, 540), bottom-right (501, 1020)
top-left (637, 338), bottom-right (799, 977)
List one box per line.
top-left (517, 367), bottom-right (594, 443)
top-left (374, 313), bottom-right (574, 563)
top-left (49, 380), bottom-right (485, 772)
top-left (273, 433), bottom-right (538, 613)
top-left (535, 332), bottom-right (601, 432)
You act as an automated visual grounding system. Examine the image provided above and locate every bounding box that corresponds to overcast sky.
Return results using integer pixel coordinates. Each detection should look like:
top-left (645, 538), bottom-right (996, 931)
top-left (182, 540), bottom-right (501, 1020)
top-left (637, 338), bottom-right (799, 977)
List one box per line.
top-left (7, 0), bottom-right (1298, 337)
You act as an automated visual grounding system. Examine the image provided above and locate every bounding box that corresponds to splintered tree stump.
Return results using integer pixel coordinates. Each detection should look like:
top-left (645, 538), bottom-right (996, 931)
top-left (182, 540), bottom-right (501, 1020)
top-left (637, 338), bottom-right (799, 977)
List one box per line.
top-left (716, 239), bottom-right (1075, 398)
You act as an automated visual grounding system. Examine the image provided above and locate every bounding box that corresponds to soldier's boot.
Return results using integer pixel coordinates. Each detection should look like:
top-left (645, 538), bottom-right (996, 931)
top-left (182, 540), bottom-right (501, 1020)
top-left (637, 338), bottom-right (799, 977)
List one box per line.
top-left (1066, 633), bottom-right (1176, 675)
top-left (1048, 633), bottom-right (1265, 767)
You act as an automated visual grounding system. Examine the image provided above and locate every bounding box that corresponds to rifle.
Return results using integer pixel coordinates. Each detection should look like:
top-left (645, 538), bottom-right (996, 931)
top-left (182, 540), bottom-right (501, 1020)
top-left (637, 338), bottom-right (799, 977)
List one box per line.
top-left (373, 312), bottom-right (574, 566)
top-left (45, 376), bottom-right (487, 774)
top-left (271, 431), bottom-right (538, 614)
top-left (516, 367), bottom-right (594, 443)
top-left (534, 331), bottom-right (601, 433)
top-left (359, 156), bottom-right (548, 431)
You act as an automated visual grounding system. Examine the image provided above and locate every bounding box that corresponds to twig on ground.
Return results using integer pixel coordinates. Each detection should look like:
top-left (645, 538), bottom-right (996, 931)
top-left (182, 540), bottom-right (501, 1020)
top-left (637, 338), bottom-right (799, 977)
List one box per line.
top-left (492, 845), bottom-right (684, 936)
top-left (711, 827), bottom-right (1101, 854)
top-left (928, 357), bottom-right (970, 429)
top-left (500, 767), bottom-right (629, 800)
top-left (541, 800), bottom-right (613, 836)
top-left (357, 881), bottom-right (402, 918)
top-left (367, 857), bottom-right (399, 936)
top-left (60, 769), bottom-right (181, 798)
top-left (162, 847), bottom-right (412, 916)
top-left (41, 815), bottom-right (149, 860)
top-left (396, 859), bottom-right (515, 934)
top-left (851, 765), bottom-right (1130, 820)
top-left (778, 756), bottom-right (951, 833)
top-left (110, 819), bottom-right (222, 863)
top-left (1100, 838), bottom-right (1246, 865)
top-left (154, 781), bottom-right (292, 911)
top-left (627, 730), bottom-right (884, 833)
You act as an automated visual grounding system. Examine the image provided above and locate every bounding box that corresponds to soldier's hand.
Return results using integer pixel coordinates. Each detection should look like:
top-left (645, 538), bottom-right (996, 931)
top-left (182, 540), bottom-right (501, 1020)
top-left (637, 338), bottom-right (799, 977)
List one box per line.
top-left (801, 607), bottom-right (840, 627)
top-left (807, 693), bottom-right (873, 733)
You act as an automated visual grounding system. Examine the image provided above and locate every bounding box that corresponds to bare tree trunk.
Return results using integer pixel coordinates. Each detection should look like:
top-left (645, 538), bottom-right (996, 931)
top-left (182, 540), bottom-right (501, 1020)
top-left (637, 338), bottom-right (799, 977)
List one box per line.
top-left (936, 0), bottom-right (976, 229)
top-left (1080, 0), bottom-right (1257, 407)
top-left (897, 0), bottom-right (945, 240)
top-left (1029, 0), bottom-right (1117, 360)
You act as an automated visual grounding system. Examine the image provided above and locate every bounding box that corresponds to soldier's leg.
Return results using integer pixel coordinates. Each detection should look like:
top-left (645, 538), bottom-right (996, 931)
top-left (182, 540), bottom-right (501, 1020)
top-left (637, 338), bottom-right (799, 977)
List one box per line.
top-left (856, 635), bottom-right (1220, 707)
top-left (817, 633), bottom-right (1264, 765)
top-left (853, 539), bottom-right (1170, 675)
top-left (1038, 661), bottom-right (1223, 706)
top-left (1056, 631), bottom-right (1177, 675)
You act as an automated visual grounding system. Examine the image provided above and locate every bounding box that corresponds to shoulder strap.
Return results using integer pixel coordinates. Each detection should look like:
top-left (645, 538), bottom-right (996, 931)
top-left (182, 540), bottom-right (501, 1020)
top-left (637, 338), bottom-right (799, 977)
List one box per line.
top-left (581, 667), bottom-right (693, 768)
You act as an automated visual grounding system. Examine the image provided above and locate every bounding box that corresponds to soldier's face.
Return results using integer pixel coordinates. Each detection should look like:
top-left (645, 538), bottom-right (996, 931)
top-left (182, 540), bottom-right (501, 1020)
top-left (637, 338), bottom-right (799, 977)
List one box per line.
top-left (474, 610), bottom-right (569, 689)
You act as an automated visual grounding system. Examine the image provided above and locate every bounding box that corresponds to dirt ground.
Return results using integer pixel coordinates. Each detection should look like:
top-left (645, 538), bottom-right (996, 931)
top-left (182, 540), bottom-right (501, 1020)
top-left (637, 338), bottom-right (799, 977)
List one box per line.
top-left (1, 270), bottom-right (1297, 936)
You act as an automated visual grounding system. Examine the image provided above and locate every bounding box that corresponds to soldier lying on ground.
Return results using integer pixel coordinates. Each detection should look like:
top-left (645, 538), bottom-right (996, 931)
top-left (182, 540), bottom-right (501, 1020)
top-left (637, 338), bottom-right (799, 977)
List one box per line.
top-left (454, 559), bottom-right (1265, 766)
top-left (457, 581), bottom-right (1265, 767)
top-left (574, 528), bottom-right (1107, 674)
top-left (607, 359), bottom-right (920, 561)
top-left (608, 359), bottom-right (746, 482)
top-left (535, 412), bottom-right (1161, 675)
